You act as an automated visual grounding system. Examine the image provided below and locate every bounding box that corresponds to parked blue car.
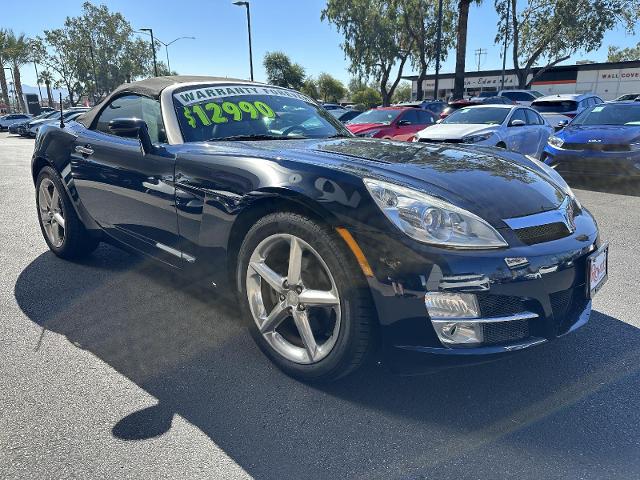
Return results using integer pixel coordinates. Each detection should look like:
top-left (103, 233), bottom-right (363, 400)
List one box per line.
top-left (542, 101), bottom-right (640, 181)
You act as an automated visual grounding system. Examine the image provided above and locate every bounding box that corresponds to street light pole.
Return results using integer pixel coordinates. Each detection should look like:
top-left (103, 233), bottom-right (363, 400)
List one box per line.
top-left (141, 28), bottom-right (159, 77)
top-left (164, 36), bottom-right (196, 73)
top-left (500, 0), bottom-right (511, 91)
top-left (433, 0), bottom-right (443, 100)
top-left (233, 1), bottom-right (254, 81)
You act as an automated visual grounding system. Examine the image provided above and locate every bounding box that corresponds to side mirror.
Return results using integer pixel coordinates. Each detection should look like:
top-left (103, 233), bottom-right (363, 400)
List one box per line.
top-left (556, 119), bottom-right (569, 129)
top-left (509, 119), bottom-right (526, 127)
top-left (397, 119), bottom-right (411, 126)
top-left (108, 118), bottom-right (154, 154)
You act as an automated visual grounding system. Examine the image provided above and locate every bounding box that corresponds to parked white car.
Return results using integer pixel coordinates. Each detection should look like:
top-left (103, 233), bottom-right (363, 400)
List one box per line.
top-left (413, 104), bottom-right (554, 158)
top-left (497, 89), bottom-right (544, 106)
top-left (0, 113), bottom-right (32, 130)
top-left (530, 93), bottom-right (603, 129)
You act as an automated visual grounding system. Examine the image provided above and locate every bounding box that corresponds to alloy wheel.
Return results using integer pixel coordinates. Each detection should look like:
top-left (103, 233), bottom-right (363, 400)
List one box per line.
top-left (38, 178), bottom-right (65, 248)
top-left (246, 233), bottom-right (341, 364)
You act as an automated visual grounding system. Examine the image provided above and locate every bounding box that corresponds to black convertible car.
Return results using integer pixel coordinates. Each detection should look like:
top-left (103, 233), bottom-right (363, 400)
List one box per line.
top-left (32, 76), bottom-right (608, 381)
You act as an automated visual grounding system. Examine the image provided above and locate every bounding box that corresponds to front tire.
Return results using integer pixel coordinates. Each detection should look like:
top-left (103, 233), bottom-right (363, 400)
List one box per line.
top-left (36, 166), bottom-right (99, 259)
top-left (237, 212), bottom-right (376, 382)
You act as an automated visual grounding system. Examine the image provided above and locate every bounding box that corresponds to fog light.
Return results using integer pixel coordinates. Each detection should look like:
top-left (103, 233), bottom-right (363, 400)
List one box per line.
top-left (424, 292), bottom-right (480, 319)
top-left (433, 321), bottom-right (483, 345)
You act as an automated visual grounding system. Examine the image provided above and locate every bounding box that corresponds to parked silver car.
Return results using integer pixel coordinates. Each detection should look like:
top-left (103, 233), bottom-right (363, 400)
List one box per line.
top-left (413, 104), bottom-right (554, 158)
top-left (531, 93), bottom-right (603, 129)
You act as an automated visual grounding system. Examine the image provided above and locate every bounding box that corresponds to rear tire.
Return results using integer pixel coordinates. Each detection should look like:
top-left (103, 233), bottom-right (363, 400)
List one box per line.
top-left (36, 166), bottom-right (99, 260)
top-left (237, 212), bottom-right (377, 382)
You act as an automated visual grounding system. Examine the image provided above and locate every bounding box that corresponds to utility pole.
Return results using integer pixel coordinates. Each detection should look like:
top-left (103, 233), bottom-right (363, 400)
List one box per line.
top-left (474, 48), bottom-right (487, 72)
top-left (433, 0), bottom-right (444, 100)
top-left (500, 0), bottom-right (511, 91)
top-left (141, 28), bottom-right (159, 77)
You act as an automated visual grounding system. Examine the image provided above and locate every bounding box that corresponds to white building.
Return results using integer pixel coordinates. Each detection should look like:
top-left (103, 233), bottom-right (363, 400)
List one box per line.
top-left (404, 60), bottom-right (640, 101)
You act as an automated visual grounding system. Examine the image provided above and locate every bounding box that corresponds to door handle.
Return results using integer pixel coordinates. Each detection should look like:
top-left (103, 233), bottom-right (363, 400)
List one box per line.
top-left (75, 145), bottom-right (94, 156)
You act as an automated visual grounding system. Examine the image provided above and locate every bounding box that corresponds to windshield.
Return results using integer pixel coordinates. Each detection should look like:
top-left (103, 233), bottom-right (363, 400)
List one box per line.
top-left (442, 107), bottom-right (509, 125)
top-left (173, 84), bottom-right (350, 142)
top-left (571, 103), bottom-right (640, 126)
top-left (531, 100), bottom-right (578, 113)
top-left (347, 109), bottom-right (401, 125)
top-left (616, 93), bottom-right (640, 101)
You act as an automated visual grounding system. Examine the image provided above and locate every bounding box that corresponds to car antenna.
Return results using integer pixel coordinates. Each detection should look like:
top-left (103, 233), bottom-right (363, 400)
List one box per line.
top-left (59, 93), bottom-right (65, 129)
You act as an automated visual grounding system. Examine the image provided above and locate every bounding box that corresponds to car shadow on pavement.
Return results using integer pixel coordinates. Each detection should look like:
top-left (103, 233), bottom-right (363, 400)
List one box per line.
top-left (14, 246), bottom-right (640, 479)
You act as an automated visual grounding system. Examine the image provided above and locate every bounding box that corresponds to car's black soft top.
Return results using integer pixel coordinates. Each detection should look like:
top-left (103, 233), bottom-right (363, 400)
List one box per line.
top-left (78, 75), bottom-right (252, 128)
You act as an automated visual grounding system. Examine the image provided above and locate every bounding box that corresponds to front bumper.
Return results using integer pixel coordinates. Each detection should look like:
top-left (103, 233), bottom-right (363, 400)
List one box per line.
top-left (350, 208), bottom-right (602, 372)
top-left (543, 145), bottom-right (640, 180)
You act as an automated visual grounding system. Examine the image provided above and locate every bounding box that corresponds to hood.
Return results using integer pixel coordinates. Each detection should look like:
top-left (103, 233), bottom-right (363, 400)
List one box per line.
top-left (416, 123), bottom-right (498, 140)
top-left (346, 123), bottom-right (388, 134)
top-left (559, 124), bottom-right (640, 144)
top-left (224, 138), bottom-right (566, 222)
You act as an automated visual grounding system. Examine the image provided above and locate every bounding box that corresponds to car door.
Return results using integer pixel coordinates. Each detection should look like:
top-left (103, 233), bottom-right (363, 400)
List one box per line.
top-left (524, 108), bottom-right (551, 157)
top-left (504, 108), bottom-right (530, 153)
top-left (392, 110), bottom-right (423, 139)
top-left (70, 94), bottom-right (182, 265)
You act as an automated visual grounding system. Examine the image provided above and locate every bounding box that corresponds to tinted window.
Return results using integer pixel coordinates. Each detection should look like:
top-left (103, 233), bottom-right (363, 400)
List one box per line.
top-left (349, 109), bottom-right (401, 125)
top-left (400, 110), bottom-right (420, 124)
top-left (524, 109), bottom-right (543, 125)
top-left (95, 95), bottom-right (165, 143)
top-left (416, 110), bottom-right (434, 124)
top-left (509, 109), bottom-right (527, 125)
top-left (531, 100), bottom-right (578, 113)
top-left (502, 91), bottom-right (534, 101)
top-left (95, 95), bottom-right (142, 134)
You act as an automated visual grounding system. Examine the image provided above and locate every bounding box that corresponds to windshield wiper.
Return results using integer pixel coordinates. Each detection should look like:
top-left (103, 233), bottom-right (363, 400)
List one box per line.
top-left (205, 134), bottom-right (307, 142)
top-left (326, 133), bottom-right (352, 138)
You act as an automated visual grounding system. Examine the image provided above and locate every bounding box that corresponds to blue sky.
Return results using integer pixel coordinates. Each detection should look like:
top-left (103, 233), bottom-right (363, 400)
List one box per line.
top-left (4, 0), bottom-right (639, 88)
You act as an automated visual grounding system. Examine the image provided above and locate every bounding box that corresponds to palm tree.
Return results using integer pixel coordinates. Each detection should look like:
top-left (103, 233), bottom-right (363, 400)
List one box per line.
top-left (452, 0), bottom-right (481, 100)
top-left (39, 70), bottom-right (55, 107)
top-left (0, 29), bottom-right (10, 110)
top-left (5, 30), bottom-right (31, 112)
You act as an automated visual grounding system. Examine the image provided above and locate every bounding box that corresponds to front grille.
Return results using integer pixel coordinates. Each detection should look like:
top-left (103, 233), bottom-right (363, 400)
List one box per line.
top-left (483, 320), bottom-right (530, 344)
top-left (550, 286), bottom-right (589, 333)
top-left (562, 143), bottom-right (630, 152)
top-left (514, 222), bottom-right (571, 245)
top-left (477, 294), bottom-right (525, 317)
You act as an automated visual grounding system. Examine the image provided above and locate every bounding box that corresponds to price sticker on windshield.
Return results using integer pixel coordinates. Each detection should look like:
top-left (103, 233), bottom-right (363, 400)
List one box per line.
top-left (182, 101), bottom-right (276, 128)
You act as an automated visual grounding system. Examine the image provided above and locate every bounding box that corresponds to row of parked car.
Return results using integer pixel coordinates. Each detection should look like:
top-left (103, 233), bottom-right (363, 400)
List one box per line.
top-left (335, 91), bottom-right (640, 182)
top-left (2, 107), bottom-right (89, 137)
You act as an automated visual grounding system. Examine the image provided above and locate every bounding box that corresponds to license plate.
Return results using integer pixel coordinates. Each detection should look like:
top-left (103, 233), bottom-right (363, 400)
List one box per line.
top-left (587, 244), bottom-right (608, 298)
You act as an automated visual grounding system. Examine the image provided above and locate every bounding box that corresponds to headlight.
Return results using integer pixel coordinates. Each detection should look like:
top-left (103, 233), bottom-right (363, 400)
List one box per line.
top-left (364, 178), bottom-right (508, 249)
top-left (548, 135), bottom-right (564, 148)
top-left (525, 155), bottom-right (582, 209)
top-left (359, 129), bottom-right (381, 138)
top-left (461, 132), bottom-right (494, 143)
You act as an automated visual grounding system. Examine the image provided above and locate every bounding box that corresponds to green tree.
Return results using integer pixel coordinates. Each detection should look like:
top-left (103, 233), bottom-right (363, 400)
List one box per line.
top-left (37, 2), bottom-right (155, 105)
top-left (263, 51), bottom-right (306, 90)
top-left (322, 0), bottom-right (414, 106)
top-left (497, 0), bottom-right (639, 88)
top-left (392, 81), bottom-right (412, 103)
top-left (4, 30), bottom-right (31, 112)
top-left (317, 73), bottom-right (346, 102)
top-left (608, 42), bottom-right (640, 62)
top-left (348, 76), bottom-right (368, 96)
top-left (300, 78), bottom-right (319, 99)
top-left (38, 70), bottom-right (55, 107)
top-left (453, 0), bottom-right (481, 99)
top-left (351, 87), bottom-right (382, 109)
top-left (0, 30), bottom-right (11, 109)
top-left (398, 0), bottom-right (456, 100)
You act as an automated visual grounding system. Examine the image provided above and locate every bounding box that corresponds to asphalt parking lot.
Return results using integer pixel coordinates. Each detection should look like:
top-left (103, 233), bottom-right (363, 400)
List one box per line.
top-left (0, 131), bottom-right (639, 480)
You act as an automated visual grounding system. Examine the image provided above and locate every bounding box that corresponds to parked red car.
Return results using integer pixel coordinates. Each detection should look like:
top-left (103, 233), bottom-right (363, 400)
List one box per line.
top-left (346, 107), bottom-right (435, 141)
